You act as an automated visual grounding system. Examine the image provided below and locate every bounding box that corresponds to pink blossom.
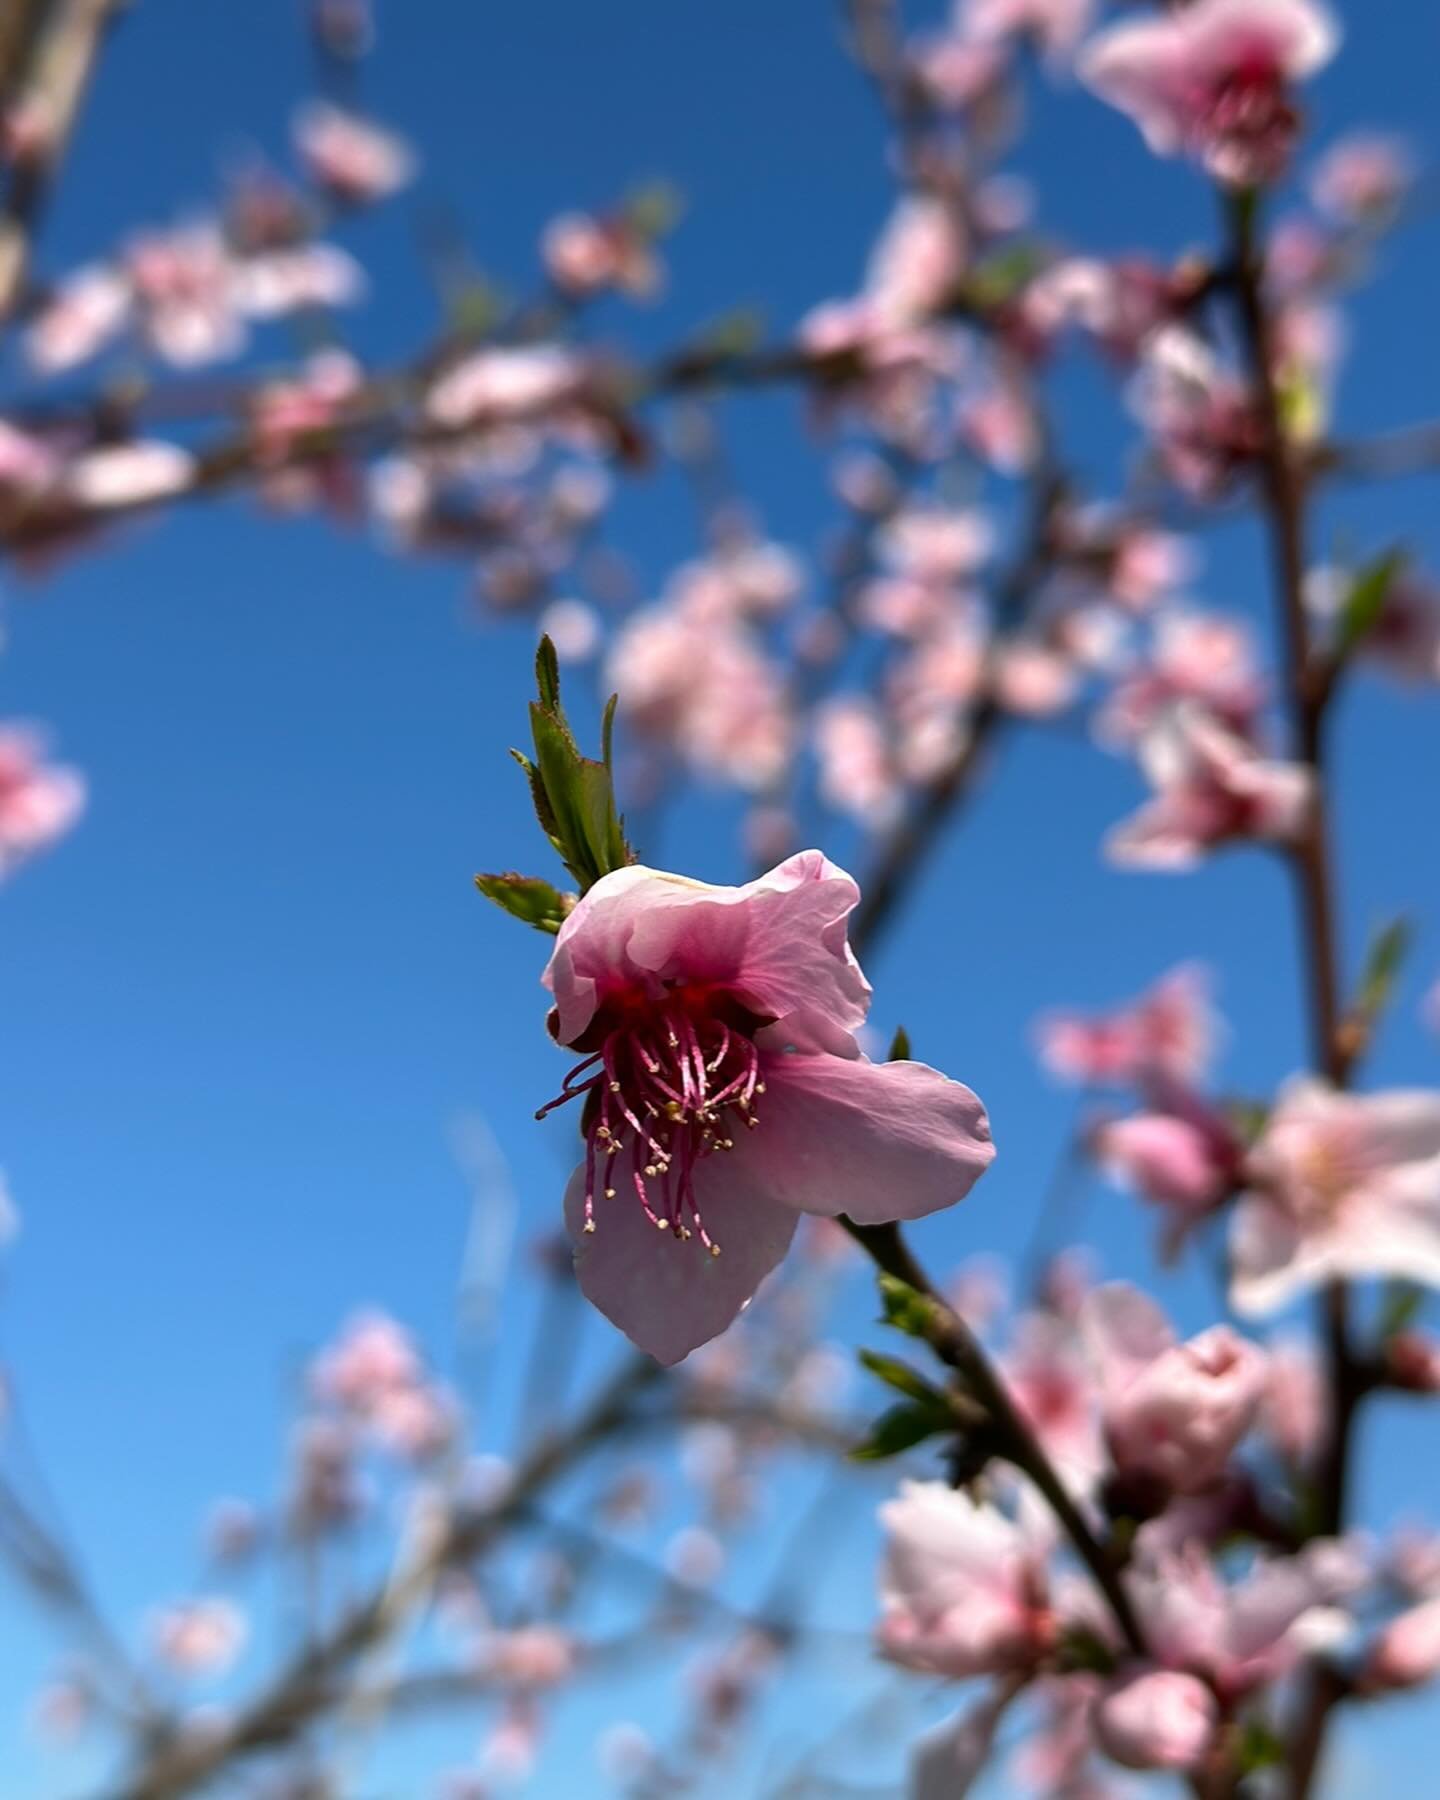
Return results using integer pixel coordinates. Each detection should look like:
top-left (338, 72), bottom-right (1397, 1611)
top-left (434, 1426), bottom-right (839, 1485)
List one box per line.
top-left (1009, 1675), bottom-right (1112, 1797)
top-left (1022, 256), bottom-right (1176, 361)
top-left (311, 1311), bottom-right (422, 1408)
top-left (909, 1684), bottom-right (1017, 1800)
top-left (608, 605), bottom-right (792, 792)
top-left (425, 346), bottom-right (587, 430)
top-left (61, 441), bottom-right (195, 510)
top-left (538, 852), bottom-right (993, 1362)
top-left (956, 376), bottom-right (1039, 474)
top-left (961, 0), bottom-right (1095, 61)
top-left (879, 505), bottom-right (993, 583)
top-left (543, 212), bottom-right (661, 300)
top-left (1097, 611), bottom-right (1263, 748)
top-left (1083, 1284), bottom-right (1265, 1494)
top-left (1231, 1079), bottom-right (1440, 1315)
top-left (1093, 1108), bottom-right (1238, 1226)
top-left (1259, 1334), bottom-right (1325, 1464)
top-left (1036, 963), bottom-right (1218, 1090)
top-left (814, 697), bottom-right (901, 828)
top-left (0, 726), bottom-right (86, 879)
top-left (1126, 1540), bottom-right (1357, 1700)
top-left (1311, 133), bottom-right (1412, 225)
top-left (877, 1482), bottom-right (1055, 1678)
top-left (250, 351), bottom-right (362, 462)
top-left (993, 638), bottom-right (1077, 717)
top-left (293, 101), bottom-right (415, 203)
top-left (0, 420), bottom-right (62, 498)
top-left (232, 241), bottom-right (364, 317)
top-left (910, 36), bottom-right (1009, 114)
top-left (1004, 1312), bottom-right (1105, 1482)
top-left (1079, 0), bottom-right (1339, 187)
top-left (25, 263), bottom-right (131, 372)
top-left (1094, 1668), bottom-right (1217, 1770)
top-left (149, 1599), bottom-right (247, 1678)
top-left (1363, 1597), bottom-right (1440, 1691)
top-left (1106, 705), bottom-right (1313, 870)
top-left (478, 1626), bottom-right (578, 1689)
top-left (864, 195), bottom-right (969, 326)
top-left (1128, 327), bottom-right (1262, 497)
top-left (125, 225), bottom-right (245, 366)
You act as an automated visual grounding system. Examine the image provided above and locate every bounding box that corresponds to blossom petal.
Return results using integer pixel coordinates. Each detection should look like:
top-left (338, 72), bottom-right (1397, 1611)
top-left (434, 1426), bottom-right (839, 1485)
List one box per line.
top-left (543, 852), bottom-right (870, 1045)
top-left (733, 1033), bottom-right (994, 1223)
top-left (563, 1156), bottom-right (796, 1365)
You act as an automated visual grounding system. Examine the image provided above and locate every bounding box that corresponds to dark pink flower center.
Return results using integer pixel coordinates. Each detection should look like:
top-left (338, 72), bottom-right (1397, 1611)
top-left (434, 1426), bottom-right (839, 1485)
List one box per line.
top-left (1199, 56), bottom-right (1298, 179)
top-left (537, 986), bottom-right (767, 1254)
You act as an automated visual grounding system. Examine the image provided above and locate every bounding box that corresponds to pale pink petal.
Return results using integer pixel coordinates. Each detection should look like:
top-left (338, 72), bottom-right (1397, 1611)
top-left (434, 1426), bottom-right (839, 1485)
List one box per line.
top-left (564, 1158), bottom-right (796, 1365)
top-left (733, 1031), bottom-right (994, 1223)
top-left (544, 853), bottom-right (869, 1046)
top-left (909, 1688), bottom-right (1013, 1800)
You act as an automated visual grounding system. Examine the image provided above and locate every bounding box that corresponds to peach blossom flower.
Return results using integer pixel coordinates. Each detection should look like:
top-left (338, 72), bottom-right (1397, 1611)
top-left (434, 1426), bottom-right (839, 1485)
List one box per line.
top-left (877, 1482), bottom-right (1056, 1678)
top-left (1106, 705), bottom-right (1313, 870)
top-left (539, 853), bottom-right (993, 1361)
top-left (293, 101), bottom-right (415, 203)
top-left (1036, 963), bottom-right (1218, 1090)
top-left (1079, 0), bottom-right (1339, 187)
top-left (0, 726), bottom-right (86, 879)
top-left (1082, 1284), bottom-right (1265, 1494)
top-left (1231, 1079), bottom-right (1440, 1314)
top-left (1094, 1668), bottom-right (1217, 1770)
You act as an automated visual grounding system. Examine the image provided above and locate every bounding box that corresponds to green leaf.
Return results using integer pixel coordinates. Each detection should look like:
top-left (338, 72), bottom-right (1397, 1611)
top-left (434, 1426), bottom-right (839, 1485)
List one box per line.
top-left (535, 635), bottom-right (562, 712)
top-left (850, 1399), bottom-right (951, 1462)
top-left (858, 1349), bottom-right (941, 1405)
top-left (474, 872), bottom-right (571, 934)
top-left (1380, 1280), bottom-right (1424, 1339)
top-left (963, 241), bottom-right (1045, 310)
top-left (877, 1272), bottom-right (937, 1340)
top-left (507, 645), bottom-right (636, 899)
top-left (624, 178), bottom-right (684, 240)
top-left (1236, 1717), bottom-right (1285, 1776)
top-left (886, 1025), bottom-right (912, 1063)
top-left (1056, 1625), bottom-right (1118, 1677)
top-left (510, 748), bottom-right (562, 851)
top-left (1358, 915), bottom-right (1413, 1020)
top-left (1337, 549), bottom-right (1406, 656)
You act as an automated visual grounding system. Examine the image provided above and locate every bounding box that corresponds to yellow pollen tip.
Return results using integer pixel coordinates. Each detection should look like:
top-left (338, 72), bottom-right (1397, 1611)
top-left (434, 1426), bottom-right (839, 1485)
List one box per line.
top-left (655, 1217), bottom-right (671, 1231)
top-left (604, 1187), bottom-right (616, 1199)
top-left (709, 1243), bottom-right (722, 1258)
top-left (582, 1219), bottom-right (596, 1234)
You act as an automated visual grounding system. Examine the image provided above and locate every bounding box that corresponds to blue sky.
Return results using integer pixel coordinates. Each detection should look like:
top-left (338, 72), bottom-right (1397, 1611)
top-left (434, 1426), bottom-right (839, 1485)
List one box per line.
top-left (2, 0), bottom-right (1440, 1793)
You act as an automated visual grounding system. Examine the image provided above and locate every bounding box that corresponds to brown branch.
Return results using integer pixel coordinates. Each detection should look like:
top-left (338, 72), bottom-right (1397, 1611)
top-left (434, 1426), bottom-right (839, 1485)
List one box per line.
top-left (0, 0), bottom-right (126, 325)
top-left (1226, 186), bottom-right (1360, 1800)
top-left (851, 456), bottom-right (1065, 961)
top-left (98, 1354), bottom-right (664, 1800)
top-left (838, 1217), bottom-right (1147, 1658)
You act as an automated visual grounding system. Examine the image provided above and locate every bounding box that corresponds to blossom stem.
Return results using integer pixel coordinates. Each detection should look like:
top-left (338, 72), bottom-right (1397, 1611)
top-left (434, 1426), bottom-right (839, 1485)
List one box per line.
top-left (1226, 184), bottom-right (1359, 1799)
top-left (837, 1215), bottom-right (1147, 1659)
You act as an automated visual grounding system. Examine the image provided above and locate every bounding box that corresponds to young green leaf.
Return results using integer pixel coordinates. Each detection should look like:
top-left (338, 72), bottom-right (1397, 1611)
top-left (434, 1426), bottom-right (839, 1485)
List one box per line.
top-left (1337, 548), bottom-right (1406, 657)
top-left (850, 1398), bottom-right (952, 1462)
top-left (858, 1349), bottom-right (942, 1405)
top-left (474, 872), bottom-right (572, 934)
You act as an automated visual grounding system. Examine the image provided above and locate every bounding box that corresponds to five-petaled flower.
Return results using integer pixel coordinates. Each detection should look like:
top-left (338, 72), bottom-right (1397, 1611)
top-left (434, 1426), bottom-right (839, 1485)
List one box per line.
top-left (1079, 0), bottom-right (1339, 188)
top-left (537, 852), bottom-right (994, 1362)
top-left (1231, 1078), bottom-right (1440, 1314)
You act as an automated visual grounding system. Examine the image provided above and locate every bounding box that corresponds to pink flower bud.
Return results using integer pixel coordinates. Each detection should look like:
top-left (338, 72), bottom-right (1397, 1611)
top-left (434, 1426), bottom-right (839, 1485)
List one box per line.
top-left (1096, 1668), bottom-right (1217, 1770)
top-left (1364, 1599), bottom-right (1440, 1691)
